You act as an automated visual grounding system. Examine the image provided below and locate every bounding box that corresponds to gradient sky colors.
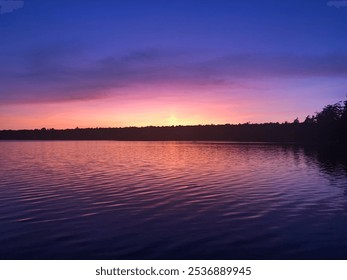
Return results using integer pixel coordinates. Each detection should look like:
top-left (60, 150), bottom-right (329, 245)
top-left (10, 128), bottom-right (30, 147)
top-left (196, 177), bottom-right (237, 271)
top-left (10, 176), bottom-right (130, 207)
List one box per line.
top-left (0, 0), bottom-right (347, 129)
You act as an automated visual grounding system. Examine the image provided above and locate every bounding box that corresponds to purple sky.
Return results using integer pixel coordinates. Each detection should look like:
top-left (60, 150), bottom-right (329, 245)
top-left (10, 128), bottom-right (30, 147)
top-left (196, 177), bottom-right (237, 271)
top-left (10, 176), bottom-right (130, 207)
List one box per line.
top-left (0, 0), bottom-right (346, 129)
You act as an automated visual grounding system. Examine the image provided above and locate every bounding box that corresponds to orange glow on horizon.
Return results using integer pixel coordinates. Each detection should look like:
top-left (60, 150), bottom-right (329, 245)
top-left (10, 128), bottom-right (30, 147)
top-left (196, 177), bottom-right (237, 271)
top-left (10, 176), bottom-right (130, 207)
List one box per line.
top-left (0, 83), bottom-right (326, 130)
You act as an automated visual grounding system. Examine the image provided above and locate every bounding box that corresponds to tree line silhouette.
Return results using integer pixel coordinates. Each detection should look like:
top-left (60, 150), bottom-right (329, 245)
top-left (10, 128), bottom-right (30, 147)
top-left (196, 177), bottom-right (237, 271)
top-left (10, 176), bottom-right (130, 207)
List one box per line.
top-left (1, 97), bottom-right (346, 145)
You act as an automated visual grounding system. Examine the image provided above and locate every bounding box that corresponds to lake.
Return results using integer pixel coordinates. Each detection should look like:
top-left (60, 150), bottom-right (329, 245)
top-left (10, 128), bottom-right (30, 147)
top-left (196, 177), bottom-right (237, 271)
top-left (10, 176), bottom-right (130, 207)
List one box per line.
top-left (0, 141), bottom-right (347, 259)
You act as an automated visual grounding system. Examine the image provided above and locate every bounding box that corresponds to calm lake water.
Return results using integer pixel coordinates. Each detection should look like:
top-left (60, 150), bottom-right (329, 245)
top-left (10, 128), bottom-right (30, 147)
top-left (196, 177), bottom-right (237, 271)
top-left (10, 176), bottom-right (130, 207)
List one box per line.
top-left (0, 141), bottom-right (347, 259)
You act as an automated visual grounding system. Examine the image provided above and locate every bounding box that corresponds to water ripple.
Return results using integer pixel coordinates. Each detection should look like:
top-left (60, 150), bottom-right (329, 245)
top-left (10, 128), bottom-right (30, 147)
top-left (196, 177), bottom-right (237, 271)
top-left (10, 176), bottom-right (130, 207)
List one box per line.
top-left (0, 141), bottom-right (347, 259)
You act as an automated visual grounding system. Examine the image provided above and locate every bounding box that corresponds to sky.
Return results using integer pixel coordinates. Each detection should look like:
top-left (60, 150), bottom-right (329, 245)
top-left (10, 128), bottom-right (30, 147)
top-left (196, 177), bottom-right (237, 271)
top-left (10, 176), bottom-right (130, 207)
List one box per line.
top-left (0, 0), bottom-right (346, 129)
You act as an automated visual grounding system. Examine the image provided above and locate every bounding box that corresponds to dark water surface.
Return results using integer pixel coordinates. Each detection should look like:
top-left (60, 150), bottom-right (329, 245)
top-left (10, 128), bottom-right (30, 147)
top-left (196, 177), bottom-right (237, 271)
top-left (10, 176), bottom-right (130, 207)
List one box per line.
top-left (0, 141), bottom-right (347, 259)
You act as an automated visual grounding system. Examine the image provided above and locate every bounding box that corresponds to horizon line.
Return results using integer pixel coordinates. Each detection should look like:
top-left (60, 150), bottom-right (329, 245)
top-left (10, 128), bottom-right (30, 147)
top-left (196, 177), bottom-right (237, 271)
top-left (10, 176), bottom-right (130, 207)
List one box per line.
top-left (0, 121), bottom-right (307, 131)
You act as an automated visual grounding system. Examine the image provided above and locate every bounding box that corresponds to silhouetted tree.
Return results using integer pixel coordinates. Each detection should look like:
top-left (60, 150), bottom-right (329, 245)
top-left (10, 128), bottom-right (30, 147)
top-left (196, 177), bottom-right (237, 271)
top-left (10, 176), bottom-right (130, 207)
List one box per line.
top-left (304, 115), bottom-right (315, 124)
top-left (316, 102), bottom-right (343, 125)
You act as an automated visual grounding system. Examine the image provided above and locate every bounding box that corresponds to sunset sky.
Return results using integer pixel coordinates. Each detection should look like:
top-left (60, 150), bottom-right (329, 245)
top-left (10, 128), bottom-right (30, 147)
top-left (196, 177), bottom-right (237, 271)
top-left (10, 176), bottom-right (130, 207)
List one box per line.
top-left (0, 0), bottom-right (346, 129)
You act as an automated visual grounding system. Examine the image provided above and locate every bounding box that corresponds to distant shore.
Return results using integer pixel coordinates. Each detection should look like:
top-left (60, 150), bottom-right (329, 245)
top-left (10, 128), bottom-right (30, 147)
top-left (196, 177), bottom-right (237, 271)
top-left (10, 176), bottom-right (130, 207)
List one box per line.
top-left (0, 123), bottom-right (343, 145)
top-left (2, 98), bottom-right (346, 144)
